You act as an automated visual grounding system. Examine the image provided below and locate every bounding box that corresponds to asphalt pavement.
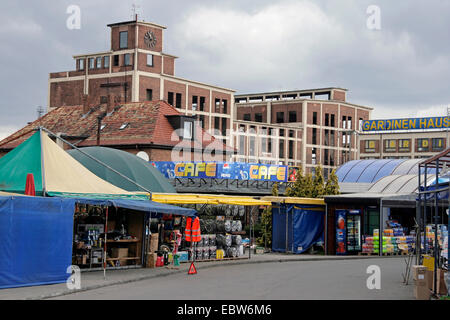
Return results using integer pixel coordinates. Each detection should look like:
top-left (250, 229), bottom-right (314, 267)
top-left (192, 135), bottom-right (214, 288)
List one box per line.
top-left (49, 256), bottom-right (414, 300)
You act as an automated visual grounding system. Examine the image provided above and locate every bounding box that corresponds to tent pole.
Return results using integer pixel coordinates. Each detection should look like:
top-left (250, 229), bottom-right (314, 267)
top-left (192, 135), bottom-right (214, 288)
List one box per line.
top-left (39, 127), bottom-right (47, 197)
top-left (103, 206), bottom-right (109, 280)
top-left (38, 127), bottom-right (153, 197)
top-left (434, 159), bottom-right (439, 295)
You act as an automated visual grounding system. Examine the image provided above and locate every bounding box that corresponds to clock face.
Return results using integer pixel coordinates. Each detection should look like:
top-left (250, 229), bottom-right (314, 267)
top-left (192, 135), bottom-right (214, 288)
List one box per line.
top-left (144, 31), bottom-right (157, 49)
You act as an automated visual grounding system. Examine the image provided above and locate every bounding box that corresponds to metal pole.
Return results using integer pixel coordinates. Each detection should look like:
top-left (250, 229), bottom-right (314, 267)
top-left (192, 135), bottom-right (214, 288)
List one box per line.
top-left (103, 206), bottom-right (108, 280)
top-left (39, 128), bottom-right (47, 197)
top-left (424, 164), bottom-right (428, 254)
top-left (379, 199), bottom-right (384, 257)
top-left (325, 203), bottom-right (328, 255)
top-left (248, 207), bottom-right (252, 259)
top-left (285, 204), bottom-right (289, 253)
top-left (39, 126), bottom-right (153, 196)
top-left (417, 166), bottom-right (422, 265)
top-left (434, 159), bottom-right (439, 295)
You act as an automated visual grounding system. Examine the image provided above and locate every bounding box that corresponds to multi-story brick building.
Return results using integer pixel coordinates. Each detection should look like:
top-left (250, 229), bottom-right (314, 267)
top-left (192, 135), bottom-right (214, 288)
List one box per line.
top-left (232, 88), bottom-right (373, 177)
top-left (358, 117), bottom-right (449, 160)
top-left (48, 18), bottom-right (234, 147)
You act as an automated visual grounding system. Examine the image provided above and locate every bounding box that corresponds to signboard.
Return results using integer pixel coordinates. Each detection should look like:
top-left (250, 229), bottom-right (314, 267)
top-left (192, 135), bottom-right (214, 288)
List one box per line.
top-left (151, 162), bottom-right (288, 182)
top-left (362, 116), bottom-right (450, 132)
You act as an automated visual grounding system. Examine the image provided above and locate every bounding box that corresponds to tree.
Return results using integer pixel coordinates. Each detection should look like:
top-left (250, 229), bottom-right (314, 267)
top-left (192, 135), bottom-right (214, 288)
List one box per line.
top-left (285, 165), bottom-right (314, 198)
top-left (325, 169), bottom-right (340, 195)
top-left (312, 165), bottom-right (325, 198)
top-left (258, 182), bottom-right (278, 249)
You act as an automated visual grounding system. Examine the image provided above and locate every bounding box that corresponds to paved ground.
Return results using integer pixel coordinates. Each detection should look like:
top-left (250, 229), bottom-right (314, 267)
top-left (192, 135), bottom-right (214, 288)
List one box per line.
top-left (0, 253), bottom-right (414, 300)
top-left (51, 256), bottom-right (413, 300)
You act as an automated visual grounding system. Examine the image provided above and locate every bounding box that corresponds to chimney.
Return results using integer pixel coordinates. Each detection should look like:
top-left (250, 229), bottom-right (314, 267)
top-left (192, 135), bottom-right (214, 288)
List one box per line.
top-left (82, 94), bottom-right (89, 113)
top-left (106, 94), bottom-right (115, 114)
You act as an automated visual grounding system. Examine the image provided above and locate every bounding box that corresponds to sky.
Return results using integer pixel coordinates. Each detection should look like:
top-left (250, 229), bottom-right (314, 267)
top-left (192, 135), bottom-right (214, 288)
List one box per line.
top-left (0, 0), bottom-right (449, 139)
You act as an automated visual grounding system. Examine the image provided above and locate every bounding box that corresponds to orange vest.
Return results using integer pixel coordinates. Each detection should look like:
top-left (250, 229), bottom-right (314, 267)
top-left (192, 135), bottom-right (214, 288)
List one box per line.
top-left (184, 217), bottom-right (201, 242)
top-left (184, 217), bottom-right (192, 242)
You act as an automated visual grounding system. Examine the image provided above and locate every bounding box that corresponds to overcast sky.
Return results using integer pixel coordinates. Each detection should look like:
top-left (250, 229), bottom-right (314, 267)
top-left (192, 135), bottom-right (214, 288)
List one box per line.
top-left (1, 0), bottom-right (449, 139)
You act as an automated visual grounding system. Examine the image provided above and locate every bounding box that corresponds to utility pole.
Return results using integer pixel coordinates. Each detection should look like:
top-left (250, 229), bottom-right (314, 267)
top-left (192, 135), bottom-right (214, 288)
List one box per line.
top-left (37, 106), bottom-right (45, 119)
top-left (446, 106), bottom-right (450, 149)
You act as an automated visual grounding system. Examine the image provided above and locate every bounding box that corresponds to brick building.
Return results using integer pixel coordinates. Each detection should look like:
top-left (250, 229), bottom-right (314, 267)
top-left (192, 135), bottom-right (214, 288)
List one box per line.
top-left (48, 18), bottom-right (234, 147)
top-left (0, 101), bottom-right (234, 161)
top-left (232, 88), bottom-right (372, 177)
top-left (358, 127), bottom-right (448, 160)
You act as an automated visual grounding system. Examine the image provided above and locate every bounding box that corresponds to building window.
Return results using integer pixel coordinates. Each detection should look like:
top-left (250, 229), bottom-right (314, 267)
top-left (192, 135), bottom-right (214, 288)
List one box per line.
top-left (239, 135), bottom-right (245, 155)
top-left (249, 136), bottom-right (256, 156)
top-left (119, 31), bottom-right (128, 49)
top-left (313, 112), bottom-right (317, 125)
top-left (324, 130), bottom-right (329, 146)
top-left (124, 54), bottom-right (132, 66)
top-left (325, 114), bottom-right (329, 127)
top-left (176, 93), bottom-right (182, 108)
top-left (113, 55), bottom-right (119, 66)
top-left (89, 58), bottom-right (95, 69)
top-left (243, 114), bottom-right (251, 121)
top-left (289, 130), bottom-right (295, 138)
top-left (120, 123), bottom-right (129, 130)
top-left (384, 139), bottom-right (396, 152)
top-left (398, 139), bottom-right (410, 152)
top-left (331, 114), bottom-right (335, 127)
top-left (255, 113), bottom-right (263, 123)
top-left (347, 116), bottom-right (352, 129)
top-left (432, 138), bottom-right (444, 151)
top-left (200, 97), bottom-right (205, 111)
top-left (279, 129), bottom-right (285, 137)
top-left (359, 118), bottom-right (363, 131)
top-left (418, 139), bottom-right (429, 152)
top-left (342, 116), bottom-right (347, 129)
top-left (183, 121), bottom-right (193, 140)
top-left (289, 111), bottom-right (297, 123)
top-left (147, 54), bottom-right (153, 67)
top-left (199, 115), bottom-right (205, 129)
top-left (214, 117), bottom-right (220, 131)
top-left (330, 150), bottom-right (335, 166)
top-left (324, 149), bottom-right (329, 166)
top-left (146, 89), bottom-right (153, 101)
top-left (192, 96), bottom-right (198, 111)
top-left (79, 59), bottom-right (85, 71)
top-left (279, 140), bottom-right (284, 158)
top-left (100, 96), bottom-right (107, 104)
top-left (95, 57), bottom-right (101, 69)
top-left (288, 140), bottom-right (294, 159)
top-left (276, 112), bottom-right (284, 123)
top-left (365, 140), bottom-right (376, 153)
top-left (221, 118), bottom-right (227, 136)
top-left (215, 99), bottom-right (221, 113)
top-left (103, 56), bottom-right (109, 69)
top-left (168, 92), bottom-right (174, 106)
top-left (223, 100), bottom-right (228, 114)
top-left (330, 130), bottom-right (335, 147)
top-left (312, 128), bottom-right (317, 145)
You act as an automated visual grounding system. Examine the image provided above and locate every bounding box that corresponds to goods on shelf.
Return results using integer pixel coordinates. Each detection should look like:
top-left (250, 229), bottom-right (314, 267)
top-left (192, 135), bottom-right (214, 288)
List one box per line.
top-left (361, 221), bottom-right (415, 254)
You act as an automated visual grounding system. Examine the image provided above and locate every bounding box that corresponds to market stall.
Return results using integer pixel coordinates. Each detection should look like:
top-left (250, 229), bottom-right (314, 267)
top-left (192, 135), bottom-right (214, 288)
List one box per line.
top-left (262, 197), bottom-right (326, 254)
top-left (152, 193), bottom-right (272, 262)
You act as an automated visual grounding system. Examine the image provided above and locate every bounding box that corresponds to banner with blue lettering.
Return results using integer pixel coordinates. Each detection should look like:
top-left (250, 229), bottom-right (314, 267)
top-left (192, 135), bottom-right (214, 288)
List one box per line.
top-left (362, 116), bottom-right (450, 132)
top-left (151, 162), bottom-right (288, 182)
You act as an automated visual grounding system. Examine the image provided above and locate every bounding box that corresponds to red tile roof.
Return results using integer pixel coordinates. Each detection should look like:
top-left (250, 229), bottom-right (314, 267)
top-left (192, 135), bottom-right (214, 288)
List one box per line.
top-left (0, 101), bottom-right (235, 154)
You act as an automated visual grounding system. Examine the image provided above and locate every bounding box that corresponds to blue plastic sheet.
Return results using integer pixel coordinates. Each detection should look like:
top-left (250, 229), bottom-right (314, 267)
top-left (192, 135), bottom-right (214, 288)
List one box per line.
top-left (0, 196), bottom-right (75, 289)
top-left (272, 204), bottom-right (325, 254)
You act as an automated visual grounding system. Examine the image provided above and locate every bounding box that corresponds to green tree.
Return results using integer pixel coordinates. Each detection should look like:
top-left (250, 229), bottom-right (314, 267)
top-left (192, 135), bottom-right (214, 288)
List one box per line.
top-left (258, 182), bottom-right (279, 249)
top-left (285, 166), bottom-right (315, 198)
top-left (312, 165), bottom-right (325, 197)
top-left (325, 169), bottom-right (340, 195)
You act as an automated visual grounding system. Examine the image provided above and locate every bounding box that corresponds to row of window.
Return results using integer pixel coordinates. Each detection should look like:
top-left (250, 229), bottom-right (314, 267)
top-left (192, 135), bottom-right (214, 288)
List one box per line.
top-left (78, 54), bottom-right (154, 71)
top-left (364, 138), bottom-right (445, 153)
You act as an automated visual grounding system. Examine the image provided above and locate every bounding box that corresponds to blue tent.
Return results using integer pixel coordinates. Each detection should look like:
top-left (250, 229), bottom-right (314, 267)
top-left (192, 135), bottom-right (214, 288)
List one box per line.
top-left (0, 195), bottom-right (195, 289)
top-left (272, 204), bottom-right (325, 254)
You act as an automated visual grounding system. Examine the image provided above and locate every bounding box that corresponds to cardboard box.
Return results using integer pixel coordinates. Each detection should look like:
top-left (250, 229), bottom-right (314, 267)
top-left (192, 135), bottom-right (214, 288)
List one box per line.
top-left (112, 248), bottom-right (128, 266)
top-left (425, 270), bottom-right (433, 290)
top-left (145, 253), bottom-right (157, 268)
top-left (414, 285), bottom-right (431, 300)
top-left (149, 234), bottom-right (159, 253)
top-left (412, 265), bottom-right (427, 281)
top-left (434, 268), bottom-right (448, 295)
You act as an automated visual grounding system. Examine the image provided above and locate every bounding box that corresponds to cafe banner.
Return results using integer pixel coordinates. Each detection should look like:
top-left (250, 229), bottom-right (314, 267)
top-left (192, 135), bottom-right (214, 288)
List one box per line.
top-left (151, 161), bottom-right (289, 182)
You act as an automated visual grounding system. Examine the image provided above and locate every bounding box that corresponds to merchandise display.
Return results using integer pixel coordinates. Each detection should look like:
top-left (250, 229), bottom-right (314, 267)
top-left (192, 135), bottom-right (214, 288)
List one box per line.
top-left (361, 221), bottom-right (415, 254)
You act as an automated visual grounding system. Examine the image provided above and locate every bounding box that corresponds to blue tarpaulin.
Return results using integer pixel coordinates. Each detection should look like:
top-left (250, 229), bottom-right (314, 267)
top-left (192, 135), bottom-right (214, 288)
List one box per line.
top-left (0, 196), bottom-right (75, 289)
top-left (272, 204), bottom-right (325, 254)
top-left (0, 195), bottom-right (196, 289)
